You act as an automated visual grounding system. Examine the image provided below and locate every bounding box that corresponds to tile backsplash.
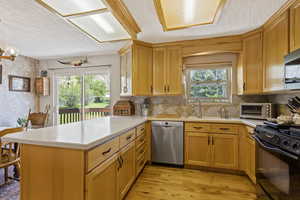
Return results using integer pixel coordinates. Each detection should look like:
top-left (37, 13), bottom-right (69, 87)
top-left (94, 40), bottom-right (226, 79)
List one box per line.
top-left (130, 95), bottom-right (269, 118)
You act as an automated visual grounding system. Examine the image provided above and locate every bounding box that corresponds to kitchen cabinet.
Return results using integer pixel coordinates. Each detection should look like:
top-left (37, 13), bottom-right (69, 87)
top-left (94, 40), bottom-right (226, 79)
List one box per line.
top-left (118, 142), bottom-right (136, 200)
top-left (185, 132), bottom-right (211, 166)
top-left (35, 77), bottom-right (50, 96)
top-left (185, 123), bottom-right (239, 170)
top-left (240, 126), bottom-right (256, 184)
top-left (238, 32), bottom-right (263, 95)
top-left (211, 134), bottom-right (238, 169)
top-left (290, 0), bottom-right (300, 52)
top-left (263, 11), bottom-right (289, 92)
top-left (86, 155), bottom-right (119, 200)
top-left (153, 46), bottom-right (183, 96)
top-left (120, 41), bottom-right (153, 96)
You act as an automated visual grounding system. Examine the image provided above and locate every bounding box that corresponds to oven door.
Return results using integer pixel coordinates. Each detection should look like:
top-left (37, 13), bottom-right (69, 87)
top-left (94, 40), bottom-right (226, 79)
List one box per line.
top-left (253, 135), bottom-right (300, 200)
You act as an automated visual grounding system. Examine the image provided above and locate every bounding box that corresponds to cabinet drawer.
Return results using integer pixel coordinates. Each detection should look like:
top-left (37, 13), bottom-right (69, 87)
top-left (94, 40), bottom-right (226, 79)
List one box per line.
top-left (136, 154), bottom-right (146, 175)
top-left (136, 143), bottom-right (146, 160)
top-left (185, 123), bottom-right (210, 132)
top-left (135, 134), bottom-right (146, 149)
top-left (87, 137), bottom-right (119, 172)
top-left (120, 129), bottom-right (136, 148)
top-left (136, 124), bottom-right (146, 137)
top-left (211, 124), bottom-right (238, 134)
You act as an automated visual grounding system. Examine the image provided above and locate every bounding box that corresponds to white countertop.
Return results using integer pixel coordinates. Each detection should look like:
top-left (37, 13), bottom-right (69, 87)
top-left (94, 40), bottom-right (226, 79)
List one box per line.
top-left (2, 116), bottom-right (147, 150)
top-left (148, 116), bottom-right (264, 128)
top-left (2, 116), bottom-right (264, 150)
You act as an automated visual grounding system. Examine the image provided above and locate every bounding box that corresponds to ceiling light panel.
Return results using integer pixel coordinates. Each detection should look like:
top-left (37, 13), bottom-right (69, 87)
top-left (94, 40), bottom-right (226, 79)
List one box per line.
top-left (39, 0), bottom-right (107, 16)
top-left (155, 0), bottom-right (225, 31)
top-left (69, 12), bottom-right (131, 42)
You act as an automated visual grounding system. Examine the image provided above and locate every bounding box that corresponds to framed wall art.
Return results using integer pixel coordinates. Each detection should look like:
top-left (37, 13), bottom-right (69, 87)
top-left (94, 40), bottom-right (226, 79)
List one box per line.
top-left (8, 75), bottom-right (31, 92)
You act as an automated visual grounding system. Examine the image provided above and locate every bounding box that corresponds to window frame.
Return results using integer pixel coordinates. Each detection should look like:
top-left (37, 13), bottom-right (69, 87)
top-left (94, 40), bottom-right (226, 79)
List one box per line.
top-left (185, 64), bottom-right (232, 103)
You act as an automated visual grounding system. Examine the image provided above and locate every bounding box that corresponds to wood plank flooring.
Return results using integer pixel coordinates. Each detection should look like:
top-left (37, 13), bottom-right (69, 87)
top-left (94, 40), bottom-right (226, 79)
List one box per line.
top-left (126, 165), bottom-right (257, 200)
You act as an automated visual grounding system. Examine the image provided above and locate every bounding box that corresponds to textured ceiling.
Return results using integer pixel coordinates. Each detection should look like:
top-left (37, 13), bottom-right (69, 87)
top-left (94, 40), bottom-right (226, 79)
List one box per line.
top-left (0, 0), bottom-right (289, 59)
top-left (124, 0), bottom-right (289, 43)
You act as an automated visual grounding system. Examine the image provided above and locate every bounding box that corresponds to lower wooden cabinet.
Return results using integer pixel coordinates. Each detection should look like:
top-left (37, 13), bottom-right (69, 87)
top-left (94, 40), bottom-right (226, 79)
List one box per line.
top-left (185, 132), bottom-right (238, 170)
top-left (211, 134), bottom-right (238, 169)
top-left (185, 132), bottom-right (210, 167)
top-left (118, 142), bottom-right (136, 200)
top-left (86, 154), bottom-right (119, 200)
top-left (245, 136), bottom-right (256, 183)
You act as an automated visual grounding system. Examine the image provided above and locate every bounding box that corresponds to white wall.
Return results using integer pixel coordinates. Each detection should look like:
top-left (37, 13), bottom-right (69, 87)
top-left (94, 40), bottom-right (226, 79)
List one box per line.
top-left (38, 54), bottom-right (120, 125)
top-left (0, 56), bottom-right (39, 127)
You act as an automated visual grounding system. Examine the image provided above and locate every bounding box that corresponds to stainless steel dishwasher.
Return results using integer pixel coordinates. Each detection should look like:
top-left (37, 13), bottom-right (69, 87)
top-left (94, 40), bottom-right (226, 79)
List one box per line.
top-left (151, 121), bottom-right (184, 166)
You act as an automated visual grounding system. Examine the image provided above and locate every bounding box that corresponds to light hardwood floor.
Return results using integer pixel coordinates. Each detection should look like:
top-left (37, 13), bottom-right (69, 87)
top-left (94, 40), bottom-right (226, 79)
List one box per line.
top-left (126, 165), bottom-right (257, 200)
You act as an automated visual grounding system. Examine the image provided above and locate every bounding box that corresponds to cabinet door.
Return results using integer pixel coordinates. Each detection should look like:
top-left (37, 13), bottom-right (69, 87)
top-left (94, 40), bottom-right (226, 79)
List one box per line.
top-left (126, 49), bottom-right (133, 95)
top-left (263, 12), bottom-right (289, 92)
top-left (211, 134), bottom-right (238, 169)
top-left (132, 44), bottom-right (153, 96)
top-left (153, 47), bottom-right (167, 95)
top-left (244, 137), bottom-right (251, 177)
top-left (86, 155), bottom-right (119, 200)
top-left (243, 33), bottom-right (263, 94)
top-left (249, 137), bottom-right (256, 183)
top-left (118, 142), bottom-right (135, 200)
top-left (120, 53), bottom-right (128, 96)
top-left (185, 132), bottom-right (210, 166)
top-left (290, 0), bottom-right (300, 52)
top-left (166, 46), bottom-right (183, 95)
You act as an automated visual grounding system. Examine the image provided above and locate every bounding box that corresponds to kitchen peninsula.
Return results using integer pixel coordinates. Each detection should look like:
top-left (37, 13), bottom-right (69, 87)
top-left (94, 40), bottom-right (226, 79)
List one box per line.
top-left (3, 116), bottom-right (264, 200)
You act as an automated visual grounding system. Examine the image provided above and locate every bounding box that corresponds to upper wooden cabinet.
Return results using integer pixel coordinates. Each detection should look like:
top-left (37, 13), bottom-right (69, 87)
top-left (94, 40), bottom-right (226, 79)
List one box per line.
top-left (263, 11), bottom-right (289, 92)
top-left (290, 0), bottom-right (300, 52)
top-left (238, 32), bottom-right (263, 95)
top-left (153, 46), bottom-right (183, 96)
top-left (120, 41), bottom-right (153, 96)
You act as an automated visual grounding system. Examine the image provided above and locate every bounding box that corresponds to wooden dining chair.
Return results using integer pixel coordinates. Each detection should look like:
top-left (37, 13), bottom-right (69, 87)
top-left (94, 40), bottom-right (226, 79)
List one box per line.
top-left (26, 104), bottom-right (50, 129)
top-left (0, 127), bottom-right (23, 184)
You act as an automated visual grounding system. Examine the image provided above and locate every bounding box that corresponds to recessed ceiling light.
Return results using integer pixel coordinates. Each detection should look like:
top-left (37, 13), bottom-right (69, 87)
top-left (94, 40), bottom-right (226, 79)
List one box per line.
top-left (38, 0), bottom-right (107, 17)
top-left (69, 12), bottom-right (130, 42)
top-left (154, 0), bottom-right (226, 31)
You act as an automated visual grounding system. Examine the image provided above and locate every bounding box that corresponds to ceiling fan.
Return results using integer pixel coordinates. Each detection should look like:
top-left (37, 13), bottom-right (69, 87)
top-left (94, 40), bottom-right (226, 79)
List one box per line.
top-left (57, 57), bottom-right (88, 67)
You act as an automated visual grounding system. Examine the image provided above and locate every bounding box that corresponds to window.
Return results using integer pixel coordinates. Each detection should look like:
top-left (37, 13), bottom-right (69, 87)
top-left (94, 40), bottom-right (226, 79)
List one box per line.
top-left (186, 65), bottom-right (232, 103)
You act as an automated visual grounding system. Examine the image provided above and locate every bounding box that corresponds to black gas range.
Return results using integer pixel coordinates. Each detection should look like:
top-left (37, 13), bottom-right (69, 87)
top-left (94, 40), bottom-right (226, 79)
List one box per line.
top-left (254, 122), bottom-right (300, 200)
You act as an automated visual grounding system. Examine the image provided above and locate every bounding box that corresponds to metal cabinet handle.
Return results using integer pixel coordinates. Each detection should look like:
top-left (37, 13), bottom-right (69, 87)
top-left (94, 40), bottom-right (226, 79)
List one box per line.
top-left (139, 159), bottom-right (144, 166)
top-left (167, 85), bottom-right (170, 92)
top-left (164, 85), bottom-right (166, 92)
top-left (102, 148), bottom-right (112, 155)
top-left (219, 128), bottom-right (230, 131)
top-left (193, 127), bottom-right (203, 130)
top-left (126, 135), bottom-right (132, 140)
top-left (140, 128), bottom-right (145, 132)
top-left (120, 155), bottom-right (124, 167)
top-left (117, 157), bottom-right (122, 170)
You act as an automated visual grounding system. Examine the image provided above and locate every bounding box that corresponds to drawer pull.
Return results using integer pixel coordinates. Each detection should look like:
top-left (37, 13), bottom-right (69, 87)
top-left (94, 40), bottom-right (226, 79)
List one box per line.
top-left (139, 149), bottom-right (144, 154)
top-left (139, 138), bottom-right (145, 142)
top-left (126, 135), bottom-right (132, 140)
top-left (219, 128), bottom-right (230, 131)
top-left (139, 160), bottom-right (144, 166)
top-left (140, 128), bottom-right (145, 132)
top-left (193, 127), bottom-right (203, 130)
top-left (102, 148), bottom-right (112, 156)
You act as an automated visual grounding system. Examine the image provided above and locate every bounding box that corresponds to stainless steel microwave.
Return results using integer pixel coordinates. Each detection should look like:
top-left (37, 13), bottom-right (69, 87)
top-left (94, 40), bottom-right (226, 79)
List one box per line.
top-left (240, 103), bottom-right (275, 120)
top-left (284, 48), bottom-right (300, 89)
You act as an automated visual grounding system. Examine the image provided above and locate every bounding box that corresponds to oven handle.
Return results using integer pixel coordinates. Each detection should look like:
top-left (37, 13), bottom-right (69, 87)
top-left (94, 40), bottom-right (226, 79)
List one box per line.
top-left (252, 135), bottom-right (299, 160)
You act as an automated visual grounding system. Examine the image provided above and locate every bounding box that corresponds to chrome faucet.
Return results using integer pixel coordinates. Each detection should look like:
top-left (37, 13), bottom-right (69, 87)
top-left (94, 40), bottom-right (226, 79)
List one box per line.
top-left (219, 106), bottom-right (229, 119)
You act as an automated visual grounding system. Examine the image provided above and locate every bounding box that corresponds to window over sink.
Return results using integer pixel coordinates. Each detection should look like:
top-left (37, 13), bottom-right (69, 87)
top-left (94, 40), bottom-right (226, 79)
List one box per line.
top-left (186, 64), bottom-right (232, 103)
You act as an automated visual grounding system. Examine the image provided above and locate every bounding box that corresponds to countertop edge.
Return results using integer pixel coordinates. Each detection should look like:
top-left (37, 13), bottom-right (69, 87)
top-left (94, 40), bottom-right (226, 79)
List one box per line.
top-left (2, 117), bottom-right (262, 150)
